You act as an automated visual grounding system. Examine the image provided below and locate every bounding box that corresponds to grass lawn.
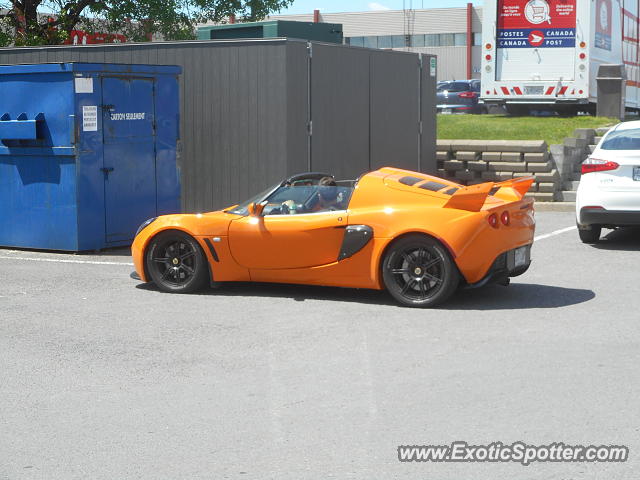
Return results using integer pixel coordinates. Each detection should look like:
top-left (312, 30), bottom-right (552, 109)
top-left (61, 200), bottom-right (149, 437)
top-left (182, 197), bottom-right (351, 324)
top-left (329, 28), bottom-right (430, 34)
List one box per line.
top-left (437, 114), bottom-right (619, 146)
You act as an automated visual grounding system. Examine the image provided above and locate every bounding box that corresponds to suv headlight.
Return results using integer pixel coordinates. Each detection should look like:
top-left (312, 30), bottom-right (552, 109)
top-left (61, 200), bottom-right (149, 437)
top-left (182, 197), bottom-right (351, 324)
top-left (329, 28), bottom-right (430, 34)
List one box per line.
top-left (135, 217), bottom-right (157, 237)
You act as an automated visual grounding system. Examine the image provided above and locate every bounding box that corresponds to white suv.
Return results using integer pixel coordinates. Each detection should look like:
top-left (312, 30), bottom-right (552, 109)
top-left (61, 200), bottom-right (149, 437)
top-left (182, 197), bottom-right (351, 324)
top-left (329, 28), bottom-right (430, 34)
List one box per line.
top-left (576, 121), bottom-right (640, 243)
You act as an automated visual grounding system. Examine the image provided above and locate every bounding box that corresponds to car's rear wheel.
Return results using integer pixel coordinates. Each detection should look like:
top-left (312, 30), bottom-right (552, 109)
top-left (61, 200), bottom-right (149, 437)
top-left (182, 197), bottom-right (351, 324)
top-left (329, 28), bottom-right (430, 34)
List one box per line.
top-left (146, 230), bottom-right (209, 293)
top-left (382, 235), bottom-right (459, 308)
top-left (577, 223), bottom-right (601, 244)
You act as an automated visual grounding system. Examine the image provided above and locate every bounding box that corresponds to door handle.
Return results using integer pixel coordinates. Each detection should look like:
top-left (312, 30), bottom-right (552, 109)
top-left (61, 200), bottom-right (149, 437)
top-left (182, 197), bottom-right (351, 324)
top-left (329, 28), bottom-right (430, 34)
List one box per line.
top-left (101, 167), bottom-right (114, 178)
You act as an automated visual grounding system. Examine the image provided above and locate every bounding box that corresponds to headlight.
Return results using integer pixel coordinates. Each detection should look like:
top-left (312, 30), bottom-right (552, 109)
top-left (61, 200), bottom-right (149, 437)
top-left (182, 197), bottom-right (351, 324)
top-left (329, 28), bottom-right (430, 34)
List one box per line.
top-left (135, 217), bottom-right (157, 237)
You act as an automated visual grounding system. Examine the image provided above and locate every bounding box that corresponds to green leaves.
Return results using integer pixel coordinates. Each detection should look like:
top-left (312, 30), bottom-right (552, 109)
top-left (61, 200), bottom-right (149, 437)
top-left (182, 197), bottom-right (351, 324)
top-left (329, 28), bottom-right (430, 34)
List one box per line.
top-left (1, 0), bottom-right (294, 45)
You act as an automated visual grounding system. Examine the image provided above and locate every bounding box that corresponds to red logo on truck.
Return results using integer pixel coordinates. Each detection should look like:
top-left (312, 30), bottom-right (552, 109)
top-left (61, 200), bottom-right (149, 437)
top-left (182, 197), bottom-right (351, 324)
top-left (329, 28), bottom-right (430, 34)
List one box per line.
top-left (528, 30), bottom-right (545, 46)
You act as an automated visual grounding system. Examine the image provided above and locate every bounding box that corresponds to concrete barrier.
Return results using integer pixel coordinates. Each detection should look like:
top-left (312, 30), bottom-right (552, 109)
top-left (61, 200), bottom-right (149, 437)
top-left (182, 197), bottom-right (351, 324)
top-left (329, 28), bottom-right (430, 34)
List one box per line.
top-left (436, 139), bottom-right (560, 201)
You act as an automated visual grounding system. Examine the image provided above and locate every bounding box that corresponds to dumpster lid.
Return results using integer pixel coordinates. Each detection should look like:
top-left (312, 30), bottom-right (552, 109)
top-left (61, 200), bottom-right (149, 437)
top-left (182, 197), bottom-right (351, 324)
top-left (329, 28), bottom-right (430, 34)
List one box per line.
top-left (596, 64), bottom-right (626, 80)
top-left (0, 62), bottom-right (181, 76)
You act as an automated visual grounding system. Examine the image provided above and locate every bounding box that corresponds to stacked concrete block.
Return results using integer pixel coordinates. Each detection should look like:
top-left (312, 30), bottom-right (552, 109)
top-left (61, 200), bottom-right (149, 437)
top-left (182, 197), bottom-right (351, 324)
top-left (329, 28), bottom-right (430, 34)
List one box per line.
top-left (466, 161), bottom-right (488, 172)
top-left (434, 140), bottom-right (563, 198)
top-left (455, 151), bottom-right (480, 161)
top-left (481, 152), bottom-right (502, 162)
top-left (443, 160), bottom-right (465, 171)
top-left (500, 152), bottom-right (523, 162)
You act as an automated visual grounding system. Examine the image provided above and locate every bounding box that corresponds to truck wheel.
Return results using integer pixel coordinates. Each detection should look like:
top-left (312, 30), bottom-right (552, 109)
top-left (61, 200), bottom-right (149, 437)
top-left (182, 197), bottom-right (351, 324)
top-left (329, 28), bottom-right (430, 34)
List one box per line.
top-left (505, 104), bottom-right (529, 116)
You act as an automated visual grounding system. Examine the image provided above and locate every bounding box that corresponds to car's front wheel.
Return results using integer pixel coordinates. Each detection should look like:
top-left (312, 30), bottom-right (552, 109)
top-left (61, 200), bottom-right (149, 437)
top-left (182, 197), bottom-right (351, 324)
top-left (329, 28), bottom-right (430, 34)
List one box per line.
top-left (577, 223), bottom-right (601, 244)
top-left (146, 230), bottom-right (209, 293)
top-left (382, 235), bottom-right (459, 308)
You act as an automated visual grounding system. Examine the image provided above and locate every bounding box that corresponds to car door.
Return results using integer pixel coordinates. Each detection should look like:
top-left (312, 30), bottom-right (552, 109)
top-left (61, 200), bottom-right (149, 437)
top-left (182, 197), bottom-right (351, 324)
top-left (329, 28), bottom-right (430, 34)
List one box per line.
top-left (228, 210), bottom-right (347, 270)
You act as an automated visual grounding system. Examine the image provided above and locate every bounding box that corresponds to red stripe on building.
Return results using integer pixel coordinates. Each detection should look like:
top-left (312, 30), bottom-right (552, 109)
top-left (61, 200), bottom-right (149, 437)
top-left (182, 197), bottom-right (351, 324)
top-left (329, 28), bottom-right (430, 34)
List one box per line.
top-left (623, 36), bottom-right (639, 43)
top-left (624, 60), bottom-right (640, 67)
top-left (513, 86), bottom-right (523, 95)
top-left (627, 80), bottom-right (640, 87)
top-left (623, 9), bottom-right (638, 21)
top-left (558, 86), bottom-right (569, 95)
top-left (501, 87), bottom-right (510, 95)
top-left (545, 87), bottom-right (555, 95)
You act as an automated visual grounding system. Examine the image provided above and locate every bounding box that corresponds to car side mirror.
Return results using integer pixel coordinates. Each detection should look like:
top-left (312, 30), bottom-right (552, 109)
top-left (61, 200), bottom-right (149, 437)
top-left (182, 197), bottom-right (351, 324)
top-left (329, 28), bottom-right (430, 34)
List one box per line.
top-left (248, 201), bottom-right (266, 217)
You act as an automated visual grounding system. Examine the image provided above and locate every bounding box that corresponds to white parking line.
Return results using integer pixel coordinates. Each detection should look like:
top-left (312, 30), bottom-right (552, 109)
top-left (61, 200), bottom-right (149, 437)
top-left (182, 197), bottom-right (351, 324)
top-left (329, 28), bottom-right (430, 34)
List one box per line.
top-left (534, 226), bottom-right (577, 242)
top-left (0, 255), bottom-right (133, 266)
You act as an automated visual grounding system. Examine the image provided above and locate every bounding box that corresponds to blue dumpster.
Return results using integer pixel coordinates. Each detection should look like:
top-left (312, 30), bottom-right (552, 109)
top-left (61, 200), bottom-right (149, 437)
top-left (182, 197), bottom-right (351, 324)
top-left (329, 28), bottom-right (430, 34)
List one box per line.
top-left (0, 63), bottom-right (181, 251)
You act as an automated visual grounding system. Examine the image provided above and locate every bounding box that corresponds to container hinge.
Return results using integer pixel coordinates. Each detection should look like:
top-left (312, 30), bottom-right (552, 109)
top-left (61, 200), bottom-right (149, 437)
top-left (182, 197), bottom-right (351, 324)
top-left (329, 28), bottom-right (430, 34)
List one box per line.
top-left (419, 120), bottom-right (423, 134)
top-left (307, 120), bottom-right (313, 136)
top-left (307, 42), bottom-right (313, 58)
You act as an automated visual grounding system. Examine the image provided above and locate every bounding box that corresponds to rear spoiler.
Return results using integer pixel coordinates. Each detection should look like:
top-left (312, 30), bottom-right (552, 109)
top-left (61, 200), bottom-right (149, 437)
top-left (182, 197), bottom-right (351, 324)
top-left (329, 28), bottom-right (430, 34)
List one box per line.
top-left (443, 177), bottom-right (534, 212)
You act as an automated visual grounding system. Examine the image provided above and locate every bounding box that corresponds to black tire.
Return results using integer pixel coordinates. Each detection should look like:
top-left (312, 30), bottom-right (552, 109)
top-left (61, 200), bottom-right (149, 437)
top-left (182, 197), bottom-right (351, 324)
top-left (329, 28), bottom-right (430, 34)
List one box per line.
top-left (145, 230), bottom-right (209, 293)
top-left (382, 235), bottom-right (459, 308)
top-left (578, 224), bottom-right (601, 244)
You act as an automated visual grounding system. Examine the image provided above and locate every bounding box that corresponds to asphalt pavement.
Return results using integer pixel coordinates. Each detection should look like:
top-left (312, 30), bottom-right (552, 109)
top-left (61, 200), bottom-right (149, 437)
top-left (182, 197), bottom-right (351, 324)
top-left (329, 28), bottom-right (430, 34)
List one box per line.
top-left (1, 210), bottom-right (639, 480)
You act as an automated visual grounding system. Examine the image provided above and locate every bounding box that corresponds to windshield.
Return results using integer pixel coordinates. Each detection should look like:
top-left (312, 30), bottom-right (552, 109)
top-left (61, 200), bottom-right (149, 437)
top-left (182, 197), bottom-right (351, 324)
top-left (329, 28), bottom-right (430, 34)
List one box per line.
top-left (225, 184), bottom-right (278, 216)
top-left (600, 129), bottom-right (640, 150)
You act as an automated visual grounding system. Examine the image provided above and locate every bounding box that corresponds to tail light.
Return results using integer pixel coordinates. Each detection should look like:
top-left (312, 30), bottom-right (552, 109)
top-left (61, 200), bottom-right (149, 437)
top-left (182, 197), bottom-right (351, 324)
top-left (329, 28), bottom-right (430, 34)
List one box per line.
top-left (581, 158), bottom-right (619, 174)
top-left (487, 213), bottom-right (499, 228)
top-left (500, 211), bottom-right (510, 226)
top-left (458, 91), bottom-right (477, 99)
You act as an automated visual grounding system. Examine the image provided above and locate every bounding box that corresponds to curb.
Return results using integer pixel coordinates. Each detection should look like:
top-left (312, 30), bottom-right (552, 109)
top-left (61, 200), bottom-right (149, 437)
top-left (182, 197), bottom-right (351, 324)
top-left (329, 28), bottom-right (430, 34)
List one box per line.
top-left (533, 202), bottom-right (575, 212)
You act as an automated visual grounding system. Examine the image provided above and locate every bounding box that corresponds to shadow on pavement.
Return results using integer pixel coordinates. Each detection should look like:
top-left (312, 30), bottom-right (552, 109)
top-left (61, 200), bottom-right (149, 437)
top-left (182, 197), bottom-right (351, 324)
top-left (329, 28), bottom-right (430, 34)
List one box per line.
top-left (446, 283), bottom-right (595, 310)
top-left (592, 227), bottom-right (640, 252)
top-left (137, 281), bottom-right (594, 310)
top-left (136, 281), bottom-right (397, 306)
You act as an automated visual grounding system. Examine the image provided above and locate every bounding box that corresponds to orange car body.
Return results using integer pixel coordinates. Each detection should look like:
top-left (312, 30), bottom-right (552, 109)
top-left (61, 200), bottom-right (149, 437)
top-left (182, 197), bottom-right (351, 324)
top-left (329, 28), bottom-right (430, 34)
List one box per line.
top-left (132, 167), bottom-right (535, 290)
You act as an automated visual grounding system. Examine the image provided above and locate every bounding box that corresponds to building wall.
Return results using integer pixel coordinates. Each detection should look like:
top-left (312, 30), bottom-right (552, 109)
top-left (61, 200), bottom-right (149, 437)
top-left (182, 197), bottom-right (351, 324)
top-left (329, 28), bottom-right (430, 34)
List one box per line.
top-left (262, 7), bottom-right (482, 80)
top-left (265, 7), bottom-right (482, 36)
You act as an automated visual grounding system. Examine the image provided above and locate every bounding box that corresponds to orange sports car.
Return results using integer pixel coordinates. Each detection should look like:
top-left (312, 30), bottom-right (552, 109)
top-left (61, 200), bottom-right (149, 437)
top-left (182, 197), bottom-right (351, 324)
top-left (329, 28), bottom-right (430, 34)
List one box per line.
top-left (131, 167), bottom-right (535, 307)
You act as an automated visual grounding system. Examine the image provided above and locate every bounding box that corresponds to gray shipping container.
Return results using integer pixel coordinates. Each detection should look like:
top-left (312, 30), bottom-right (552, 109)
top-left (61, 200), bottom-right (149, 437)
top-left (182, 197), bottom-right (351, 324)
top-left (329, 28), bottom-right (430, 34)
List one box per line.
top-left (0, 38), bottom-right (436, 213)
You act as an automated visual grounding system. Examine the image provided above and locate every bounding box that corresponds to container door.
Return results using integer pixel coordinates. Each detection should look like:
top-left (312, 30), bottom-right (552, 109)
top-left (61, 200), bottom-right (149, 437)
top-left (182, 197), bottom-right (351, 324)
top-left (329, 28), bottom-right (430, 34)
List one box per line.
top-left (102, 77), bottom-right (156, 243)
top-left (495, 0), bottom-right (577, 81)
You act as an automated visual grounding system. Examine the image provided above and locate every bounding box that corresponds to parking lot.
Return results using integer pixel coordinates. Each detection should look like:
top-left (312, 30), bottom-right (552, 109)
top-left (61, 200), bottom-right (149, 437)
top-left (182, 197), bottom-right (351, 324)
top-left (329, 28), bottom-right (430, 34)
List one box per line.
top-left (1, 209), bottom-right (639, 480)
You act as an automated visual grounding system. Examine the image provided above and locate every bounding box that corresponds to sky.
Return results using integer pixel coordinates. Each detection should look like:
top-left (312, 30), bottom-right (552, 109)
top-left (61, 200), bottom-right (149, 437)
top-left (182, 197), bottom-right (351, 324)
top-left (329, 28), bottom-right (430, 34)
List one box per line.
top-left (277, 0), bottom-right (479, 15)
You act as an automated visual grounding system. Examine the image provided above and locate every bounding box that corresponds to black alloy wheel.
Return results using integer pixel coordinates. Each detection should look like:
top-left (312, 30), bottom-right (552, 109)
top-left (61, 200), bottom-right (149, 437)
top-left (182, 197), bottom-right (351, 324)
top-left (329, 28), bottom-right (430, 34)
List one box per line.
top-left (382, 235), bottom-right (459, 308)
top-left (146, 231), bottom-right (208, 293)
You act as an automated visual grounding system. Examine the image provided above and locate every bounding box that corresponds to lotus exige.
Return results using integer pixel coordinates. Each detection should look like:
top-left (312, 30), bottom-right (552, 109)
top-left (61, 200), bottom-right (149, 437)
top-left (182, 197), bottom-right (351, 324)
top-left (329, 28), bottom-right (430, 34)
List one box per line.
top-left (131, 168), bottom-right (535, 307)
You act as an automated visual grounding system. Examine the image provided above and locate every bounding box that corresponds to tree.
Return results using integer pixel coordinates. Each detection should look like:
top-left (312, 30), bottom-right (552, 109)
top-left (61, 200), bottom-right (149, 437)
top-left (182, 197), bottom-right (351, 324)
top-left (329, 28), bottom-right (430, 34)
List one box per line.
top-left (0, 0), bottom-right (294, 46)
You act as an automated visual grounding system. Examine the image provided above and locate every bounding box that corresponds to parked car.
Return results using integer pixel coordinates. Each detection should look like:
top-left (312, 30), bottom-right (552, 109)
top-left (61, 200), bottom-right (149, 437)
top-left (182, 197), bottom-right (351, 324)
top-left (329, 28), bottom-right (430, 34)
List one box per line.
top-left (437, 79), bottom-right (484, 114)
top-left (576, 121), bottom-right (640, 243)
top-left (131, 168), bottom-right (535, 308)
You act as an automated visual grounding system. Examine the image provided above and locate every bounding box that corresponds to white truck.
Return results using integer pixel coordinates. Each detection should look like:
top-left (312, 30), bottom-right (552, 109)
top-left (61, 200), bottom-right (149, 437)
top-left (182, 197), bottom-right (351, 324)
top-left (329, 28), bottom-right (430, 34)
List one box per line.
top-left (481, 0), bottom-right (639, 115)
